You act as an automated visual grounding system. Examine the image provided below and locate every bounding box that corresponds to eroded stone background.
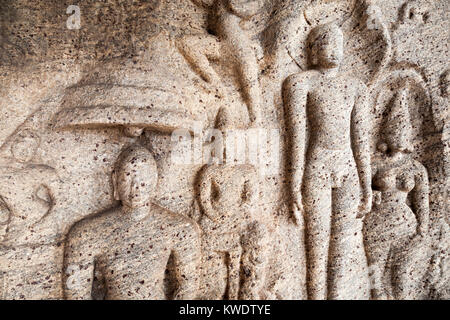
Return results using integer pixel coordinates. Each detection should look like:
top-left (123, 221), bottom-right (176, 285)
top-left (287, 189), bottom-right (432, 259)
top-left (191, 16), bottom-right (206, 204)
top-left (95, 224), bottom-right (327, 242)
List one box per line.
top-left (0, 0), bottom-right (448, 299)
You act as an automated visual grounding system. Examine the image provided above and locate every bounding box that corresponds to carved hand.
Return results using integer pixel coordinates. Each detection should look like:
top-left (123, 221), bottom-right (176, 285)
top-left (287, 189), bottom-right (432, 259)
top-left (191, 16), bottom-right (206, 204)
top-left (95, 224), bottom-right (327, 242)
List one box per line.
top-left (292, 194), bottom-right (304, 225)
top-left (357, 189), bottom-right (372, 218)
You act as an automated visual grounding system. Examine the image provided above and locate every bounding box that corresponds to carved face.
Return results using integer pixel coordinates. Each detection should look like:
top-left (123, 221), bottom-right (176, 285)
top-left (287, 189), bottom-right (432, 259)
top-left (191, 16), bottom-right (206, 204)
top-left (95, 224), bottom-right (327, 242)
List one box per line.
top-left (112, 146), bottom-right (158, 208)
top-left (309, 24), bottom-right (344, 68)
top-left (384, 129), bottom-right (413, 154)
top-left (199, 165), bottom-right (258, 222)
top-left (10, 129), bottom-right (40, 163)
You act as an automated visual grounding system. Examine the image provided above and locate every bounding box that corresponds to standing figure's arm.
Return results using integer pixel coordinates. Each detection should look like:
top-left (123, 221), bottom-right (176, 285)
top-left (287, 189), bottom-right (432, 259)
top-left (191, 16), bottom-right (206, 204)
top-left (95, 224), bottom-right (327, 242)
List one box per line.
top-left (412, 163), bottom-right (430, 236)
top-left (351, 82), bottom-right (373, 215)
top-left (63, 225), bottom-right (97, 300)
top-left (282, 73), bottom-right (309, 222)
top-left (239, 222), bottom-right (268, 299)
top-left (172, 222), bottom-right (202, 299)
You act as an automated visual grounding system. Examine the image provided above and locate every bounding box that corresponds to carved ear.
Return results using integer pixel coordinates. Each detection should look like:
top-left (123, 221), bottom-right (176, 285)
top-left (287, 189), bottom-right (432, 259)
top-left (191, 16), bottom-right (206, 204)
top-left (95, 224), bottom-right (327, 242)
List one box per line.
top-left (0, 195), bottom-right (11, 225)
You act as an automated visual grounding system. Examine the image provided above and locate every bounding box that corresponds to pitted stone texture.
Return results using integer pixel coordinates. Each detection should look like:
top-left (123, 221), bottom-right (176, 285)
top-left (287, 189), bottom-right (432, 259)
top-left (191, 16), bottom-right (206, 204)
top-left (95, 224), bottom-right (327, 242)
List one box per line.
top-left (0, 0), bottom-right (448, 300)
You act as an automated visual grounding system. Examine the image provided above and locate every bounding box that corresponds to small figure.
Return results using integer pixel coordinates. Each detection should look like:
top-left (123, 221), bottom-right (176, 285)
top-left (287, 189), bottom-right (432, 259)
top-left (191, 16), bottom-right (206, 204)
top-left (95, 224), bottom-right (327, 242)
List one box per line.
top-left (0, 164), bottom-right (63, 299)
top-left (63, 144), bottom-right (201, 299)
top-left (283, 22), bottom-right (372, 299)
top-left (196, 164), bottom-right (268, 299)
top-left (178, 0), bottom-right (264, 125)
top-left (363, 86), bottom-right (430, 300)
top-left (399, 0), bottom-right (432, 25)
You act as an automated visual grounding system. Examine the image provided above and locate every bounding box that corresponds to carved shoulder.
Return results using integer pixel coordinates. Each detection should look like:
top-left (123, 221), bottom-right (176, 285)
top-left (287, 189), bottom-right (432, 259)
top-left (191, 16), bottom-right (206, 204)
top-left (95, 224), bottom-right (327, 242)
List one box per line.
top-left (155, 206), bottom-right (201, 243)
top-left (283, 71), bottom-right (316, 92)
top-left (65, 209), bottom-right (119, 254)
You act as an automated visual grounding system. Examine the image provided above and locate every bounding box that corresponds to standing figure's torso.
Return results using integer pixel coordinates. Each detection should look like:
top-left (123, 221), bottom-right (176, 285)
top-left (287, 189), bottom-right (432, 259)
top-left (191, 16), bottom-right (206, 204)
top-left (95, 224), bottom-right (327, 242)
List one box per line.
top-left (306, 74), bottom-right (359, 152)
top-left (299, 72), bottom-right (360, 187)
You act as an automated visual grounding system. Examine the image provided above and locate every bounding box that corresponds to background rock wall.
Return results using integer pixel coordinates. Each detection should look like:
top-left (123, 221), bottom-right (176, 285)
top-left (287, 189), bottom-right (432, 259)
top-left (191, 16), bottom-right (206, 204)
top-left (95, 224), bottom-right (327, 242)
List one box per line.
top-left (0, 0), bottom-right (448, 299)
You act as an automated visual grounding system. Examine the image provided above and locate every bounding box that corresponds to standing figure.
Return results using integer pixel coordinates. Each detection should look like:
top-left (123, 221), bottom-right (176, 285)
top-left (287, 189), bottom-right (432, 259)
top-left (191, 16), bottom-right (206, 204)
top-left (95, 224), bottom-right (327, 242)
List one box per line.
top-left (179, 0), bottom-right (264, 125)
top-left (196, 164), bottom-right (268, 299)
top-left (63, 145), bottom-right (201, 300)
top-left (363, 87), bottom-right (430, 299)
top-left (283, 23), bottom-right (372, 300)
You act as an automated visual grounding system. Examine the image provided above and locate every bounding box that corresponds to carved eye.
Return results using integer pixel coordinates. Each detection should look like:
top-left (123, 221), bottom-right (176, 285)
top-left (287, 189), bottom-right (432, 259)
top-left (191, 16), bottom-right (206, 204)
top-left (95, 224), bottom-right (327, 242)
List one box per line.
top-left (0, 196), bottom-right (11, 225)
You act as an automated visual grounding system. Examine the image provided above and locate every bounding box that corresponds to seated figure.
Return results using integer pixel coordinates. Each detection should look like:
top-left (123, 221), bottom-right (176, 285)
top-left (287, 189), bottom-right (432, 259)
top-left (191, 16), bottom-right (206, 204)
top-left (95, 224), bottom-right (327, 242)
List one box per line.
top-left (63, 144), bottom-right (201, 300)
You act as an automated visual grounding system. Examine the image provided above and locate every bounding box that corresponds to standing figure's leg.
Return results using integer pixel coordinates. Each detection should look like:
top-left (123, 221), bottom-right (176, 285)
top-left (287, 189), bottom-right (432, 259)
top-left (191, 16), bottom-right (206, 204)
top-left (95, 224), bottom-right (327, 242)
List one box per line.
top-left (218, 16), bottom-right (262, 125)
top-left (328, 168), bottom-right (371, 300)
top-left (303, 171), bottom-right (332, 300)
top-left (233, 39), bottom-right (262, 125)
top-left (363, 213), bottom-right (394, 299)
top-left (0, 271), bottom-right (6, 299)
top-left (198, 250), bottom-right (229, 300)
top-left (177, 34), bottom-right (223, 92)
top-left (226, 246), bottom-right (242, 300)
top-left (367, 245), bottom-right (392, 299)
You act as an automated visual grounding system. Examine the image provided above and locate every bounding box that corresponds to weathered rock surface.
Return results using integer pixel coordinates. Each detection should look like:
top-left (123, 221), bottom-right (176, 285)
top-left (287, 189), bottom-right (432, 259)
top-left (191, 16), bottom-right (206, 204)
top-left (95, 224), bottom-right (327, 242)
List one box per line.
top-left (0, 0), bottom-right (448, 300)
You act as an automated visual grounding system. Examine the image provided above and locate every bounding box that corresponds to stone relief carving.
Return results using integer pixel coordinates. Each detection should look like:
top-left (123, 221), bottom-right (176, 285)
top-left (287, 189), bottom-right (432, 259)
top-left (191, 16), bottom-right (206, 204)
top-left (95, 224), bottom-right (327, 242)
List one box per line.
top-left (179, 0), bottom-right (264, 125)
top-left (63, 145), bottom-right (201, 299)
top-left (0, 0), bottom-right (448, 300)
top-left (283, 22), bottom-right (372, 300)
top-left (363, 86), bottom-right (431, 300)
top-left (196, 164), bottom-right (268, 299)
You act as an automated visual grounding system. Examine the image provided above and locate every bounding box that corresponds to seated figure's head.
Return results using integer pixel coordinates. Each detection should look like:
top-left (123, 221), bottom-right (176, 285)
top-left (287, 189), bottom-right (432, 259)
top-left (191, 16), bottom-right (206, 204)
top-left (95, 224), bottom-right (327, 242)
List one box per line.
top-left (307, 22), bottom-right (344, 68)
top-left (112, 145), bottom-right (158, 208)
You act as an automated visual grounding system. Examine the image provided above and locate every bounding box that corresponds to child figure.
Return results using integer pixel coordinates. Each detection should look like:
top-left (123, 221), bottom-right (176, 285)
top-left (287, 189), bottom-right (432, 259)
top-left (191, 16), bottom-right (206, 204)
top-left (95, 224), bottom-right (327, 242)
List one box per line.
top-left (196, 164), bottom-right (268, 299)
top-left (179, 0), bottom-right (264, 125)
